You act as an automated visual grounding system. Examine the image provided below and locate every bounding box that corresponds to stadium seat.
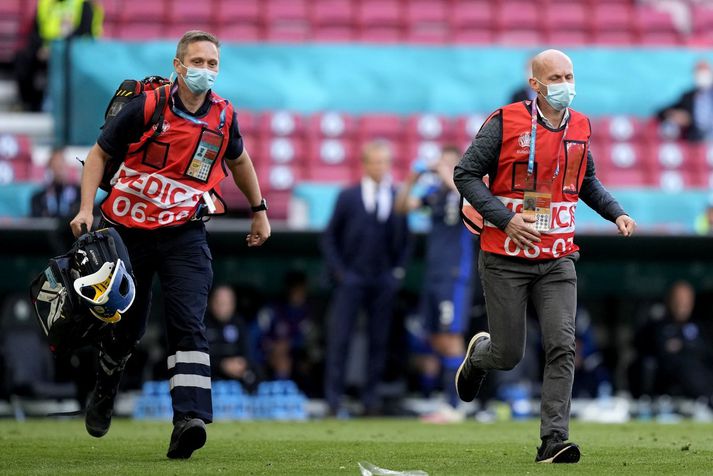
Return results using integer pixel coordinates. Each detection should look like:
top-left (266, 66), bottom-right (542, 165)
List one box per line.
top-left (118, 0), bottom-right (166, 24)
top-left (216, 23), bottom-right (262, 42)
top-left (114, 22), bottom-right (165, 41)
top-left (264, 0), bottom-right (310, 42)
top-left (217, 0), bottom-right (262, 24)
top-left (358, 114), bottom-right (405, 143)
top-left (167, 0), bottom-right (213, 26)
top-left (496, 30), bottom-right (544, 46)
top-left (308, 112), bottom-right (357, 140)
top-left (450, 0), bottom-right (495, 43)
top-left (691, 5), bottom-right (713, 43)
top-left (594, 142), bottom-right (652, 187)
top-left (453, 114), bottom-right (488, 146)
top-left (310, 0), bottom-right (355, 41)
top-left (542, 2), bottom-right (589, 42)
top-left (592, 3), bottom-right (635, 44)
top-left (546, 30), bottom-right (591, 46)
top-left (497, 1), bottom-right (540, 32)
top-left (259, 137), bottom-right (307, 166)
top-left (592, 116), bottom-right (655, 144)
top-left (261, 111), bottom-right (305, 138)
top-left (306, 138), bottom-right (359, 183)
top-left (357, 0), bottom-right (403, 43)
top-left (405, 0), bottom-right (450, 44)
top-left (635, 6), bottom-right (682, 45)
top-left (406, 114), bottom-right (453, 142)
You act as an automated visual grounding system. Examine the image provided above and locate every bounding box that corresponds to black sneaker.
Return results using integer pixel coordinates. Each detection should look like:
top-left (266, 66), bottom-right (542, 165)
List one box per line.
top-left (85, 376), bottom-right (120, 438)
top-left (535, 433), bottom-right (581, 464)
top-left (167, 417), bottom-right (207, 459)
top-left (455, 331), bottom-right (490, 402)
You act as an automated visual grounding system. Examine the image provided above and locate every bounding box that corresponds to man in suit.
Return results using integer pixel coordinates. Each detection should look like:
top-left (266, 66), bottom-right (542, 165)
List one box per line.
top-left (657, 60), bottom-right (713, 142)
top-left (321, 140), bottom-right (410, 416)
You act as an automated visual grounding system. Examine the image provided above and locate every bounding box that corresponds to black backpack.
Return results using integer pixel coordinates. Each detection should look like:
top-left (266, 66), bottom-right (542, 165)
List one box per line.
top-left (99, 76), bottom-right (171, 191)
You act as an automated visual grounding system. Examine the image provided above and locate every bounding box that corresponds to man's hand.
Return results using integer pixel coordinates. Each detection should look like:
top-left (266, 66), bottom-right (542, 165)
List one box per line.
top-left (69, 209), bottom-right (94, 238)
top-left (615, 215), bottom-right (636, 237)
top-left (246, 212), bottom-right (271, 247)
top-left (504, 213), bottom-right (541, 249)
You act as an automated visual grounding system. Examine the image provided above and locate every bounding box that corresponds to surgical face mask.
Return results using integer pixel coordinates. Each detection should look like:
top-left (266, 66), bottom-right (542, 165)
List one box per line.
top-left (695, 69), bottom-right (713, 90)
top-left (536, 79), bottom-right (576, 111)
top-left (178, 60), bottom-right (217, 94)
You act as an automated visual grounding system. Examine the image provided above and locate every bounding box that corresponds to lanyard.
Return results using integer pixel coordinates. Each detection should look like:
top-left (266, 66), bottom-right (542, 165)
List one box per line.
top-left (168, 83), bottom-right (227, 129)
top-left (527, 99), bottom-right (568, 179)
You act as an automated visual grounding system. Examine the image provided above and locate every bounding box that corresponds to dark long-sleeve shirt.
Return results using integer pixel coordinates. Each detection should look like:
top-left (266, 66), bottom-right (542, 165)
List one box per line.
top-left (454, 111), bottom-right (626, 231)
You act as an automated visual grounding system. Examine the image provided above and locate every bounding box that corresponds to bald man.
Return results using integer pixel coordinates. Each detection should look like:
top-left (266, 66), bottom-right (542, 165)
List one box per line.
top-left (453, 49), bottom-right (636, 464)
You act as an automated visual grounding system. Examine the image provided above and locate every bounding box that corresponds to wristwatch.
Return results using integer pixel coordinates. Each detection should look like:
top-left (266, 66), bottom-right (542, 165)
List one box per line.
top-left (251, 198), bottom-right (268, 213)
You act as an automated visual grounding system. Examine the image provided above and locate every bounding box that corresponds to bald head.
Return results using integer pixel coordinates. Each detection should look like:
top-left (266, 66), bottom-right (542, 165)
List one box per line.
top-left (529, 49), bottom-right (575, 111)
top-left (531, 49), bottom-right (573, 81)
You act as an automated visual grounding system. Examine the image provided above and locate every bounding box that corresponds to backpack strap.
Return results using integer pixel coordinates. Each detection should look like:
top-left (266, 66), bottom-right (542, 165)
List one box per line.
top-left (146, 85), bottom-right (169, 139)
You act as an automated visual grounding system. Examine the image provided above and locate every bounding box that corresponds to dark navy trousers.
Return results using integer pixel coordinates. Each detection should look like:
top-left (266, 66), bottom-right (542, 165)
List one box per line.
top-left (101, 221), bottom-right (214, 423)
top-left (325, 272), bottom-right (398, 412)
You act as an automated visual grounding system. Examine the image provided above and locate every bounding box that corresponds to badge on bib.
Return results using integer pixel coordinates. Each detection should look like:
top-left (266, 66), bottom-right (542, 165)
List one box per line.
top-left (523, 185), bottom-right (552, 232)
top-left (186, 129), bottom-right (223, 182)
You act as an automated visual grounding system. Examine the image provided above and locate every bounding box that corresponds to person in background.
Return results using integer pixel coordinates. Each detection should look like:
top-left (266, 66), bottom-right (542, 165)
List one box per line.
top-left (321, 140), bottom-right (411, 416)
top-left (205, 284), bottom-right (257, 391)
top-left (631, 281), bottom-right (713, 404)
top-left (395, 145), bottom-right (476, 423)
top-left (15, 0), bottom-right (103, 111)
top-left (31, 147), bottom-right (80, 218)
top-left (571, 307), bottom-right (611, 399)
top-left (656, 60), bottom-right (713, 142)
top-left (510, 56), bottom-right (537, 104)
top-left (261, 270), bottom-right (321, 395)
top-left (694, 194), bottom-right (713, 235)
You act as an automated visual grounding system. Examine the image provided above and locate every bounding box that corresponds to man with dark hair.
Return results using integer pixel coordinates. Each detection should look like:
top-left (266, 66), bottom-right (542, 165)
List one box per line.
top-left (70, 30), bottom-right (270, 459)
top-left (395, 145), bottom-right (476, 422)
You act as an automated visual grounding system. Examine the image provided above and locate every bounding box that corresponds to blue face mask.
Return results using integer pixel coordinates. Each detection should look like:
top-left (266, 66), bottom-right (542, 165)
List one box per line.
top-left (536, 79), bottom-right (576, 111)
top-left (178, 60), bottom-right (217, 94)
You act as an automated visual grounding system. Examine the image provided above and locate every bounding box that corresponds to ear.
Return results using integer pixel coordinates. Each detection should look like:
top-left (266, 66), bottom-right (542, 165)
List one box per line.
top-left (528, 77), bottom-right (540, 95)
top-left (173, 57), bottom-right (184, 76)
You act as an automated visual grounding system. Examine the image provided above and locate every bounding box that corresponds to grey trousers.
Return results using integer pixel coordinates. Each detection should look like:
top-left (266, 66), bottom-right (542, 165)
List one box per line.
top-left (474, 250), bottom-right (578, 440)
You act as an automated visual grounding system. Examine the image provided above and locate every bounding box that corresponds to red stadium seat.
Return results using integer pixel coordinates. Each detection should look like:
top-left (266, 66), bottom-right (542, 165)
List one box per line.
top-left (592, 116), bottom-right (655, 144)
top-left (216, 0), bottom-right (262, 24)
top-left (450, 0), bottom-right (495, 30)
top-left (259, 137), bottom-right (308, 166)
top-left (308, 112), bottom-right (358, 140)
top-left (406, 114), bottom-right (452, 142)
top-left (118, 0), bottom-right (166, 24)
top-left (592, 3), bottom-right (633, 32)
top-left (167, 0), bottom-right (213, 25)
top-left (216, 23), bottom-right (262, 42)
top-left (594, 142), bottom-right (653, 187)
top-left (405, 0), bottom-right (449, 44)
top-left (692, 4), bottom-right (713, 42)
top-left (496, 30), bottom-right (544, 45)
top-left (311, 0), bottom-right (354, 41)
top-left (261, 111), bottom-right (305, 138)
top-left (165, 23), bottom-right (214, 39)
top-left (358, 114), bottom-right (405, 142)
top-left (264, 0), bottom-right (310, 42)
top-left (497, 1), bottom-right (540, 32)
top-left (635, 6), bottom-right (682, 45)
top-left (114, 22), bottom-right (165, 40)
top-left (546, 30), bottom-right (591, 46)
top-left (306, 138), bottom-right (359, 183)
top-left (357, 0), bottom-right (403, 43)
top-left (236, 110), bottom-right (260, 139)
top-left (453, 114), bottom-right (488, 146)
top-left (543, 2), bottom-right (588, 36)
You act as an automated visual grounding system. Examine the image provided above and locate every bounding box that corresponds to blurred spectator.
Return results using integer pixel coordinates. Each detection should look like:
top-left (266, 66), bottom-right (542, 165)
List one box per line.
top-left (321, 140), bottom-right (411, 416)
top-left (15, 0), bottom-right (102, 111)
top-left (395, 145), bottom-right (476, 421)
top-left (509, 56), bottom-right (536, 104)
top-left (656, 60), bottom-right (713, 141)
top-left (260, 270), bottom-right (322, 395)
top-left (694, 194), bottom-right (713, 235)
top-left (0, 293), bottom-right (75, 400)
top-left (629, 281), bottom-right (713, 403)
top-left (205, 285), bottom-right (258, 391)
top-left (572, 307), bottom-right (611, 399)
top-left (30, 147), bottom-right (80, 218)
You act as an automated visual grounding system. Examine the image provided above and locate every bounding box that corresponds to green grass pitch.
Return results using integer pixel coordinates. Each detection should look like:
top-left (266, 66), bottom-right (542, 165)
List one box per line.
top-left (3, 419), bottom-right (713, 475)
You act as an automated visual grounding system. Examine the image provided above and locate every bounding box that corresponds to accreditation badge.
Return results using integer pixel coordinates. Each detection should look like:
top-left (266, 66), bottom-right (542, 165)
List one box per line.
top-left (185, 128), bottom-right (224, 182)
top-left (523, 180), bottom-right (553, 232)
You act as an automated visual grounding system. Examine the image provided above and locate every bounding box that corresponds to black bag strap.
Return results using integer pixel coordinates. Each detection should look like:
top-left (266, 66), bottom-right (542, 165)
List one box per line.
top-left (147, 85), bottom-right (170, 139)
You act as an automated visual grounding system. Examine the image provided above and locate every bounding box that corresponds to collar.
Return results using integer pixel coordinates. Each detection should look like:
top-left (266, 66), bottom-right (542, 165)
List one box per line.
top-left (171, 88), bottom-right (213, 118)
top-left (535, 98), bottom-right (569, 128)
